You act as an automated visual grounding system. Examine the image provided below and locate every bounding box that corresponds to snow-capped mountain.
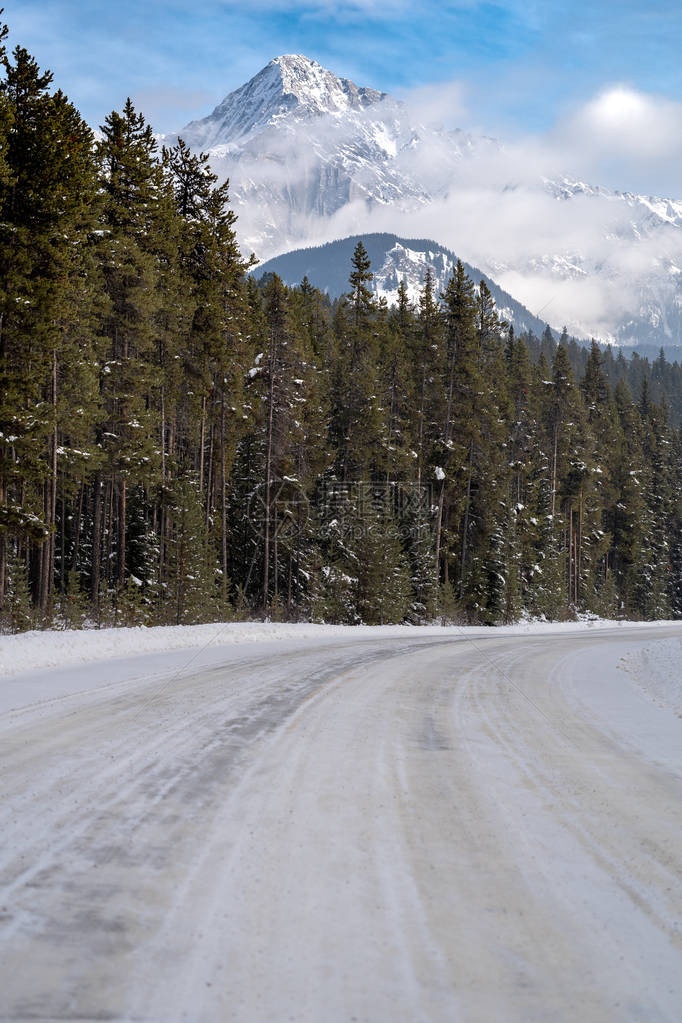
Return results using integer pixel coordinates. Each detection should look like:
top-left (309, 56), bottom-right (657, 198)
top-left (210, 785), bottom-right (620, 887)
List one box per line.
top-left (172, 55), bottom-right (682, 348)
top-left (257, 233), bottom-right (557, 339)
top-left (180, 55), bottom-right (388, 151)
top-left (170, 55), bottom-right (478, 255)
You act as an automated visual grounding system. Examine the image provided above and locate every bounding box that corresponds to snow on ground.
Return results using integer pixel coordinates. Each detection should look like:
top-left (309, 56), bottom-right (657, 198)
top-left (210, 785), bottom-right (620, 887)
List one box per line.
top-left (1, 615), bottom-right (680, 718)
top-left (620, 637), bottom-right (682, 716)
top-left (0, 616), bottom-right (679, 682)
top-left (557, 633), bottom-right (682, 780)
top-left (2, 622), bottom-right (681, 1020)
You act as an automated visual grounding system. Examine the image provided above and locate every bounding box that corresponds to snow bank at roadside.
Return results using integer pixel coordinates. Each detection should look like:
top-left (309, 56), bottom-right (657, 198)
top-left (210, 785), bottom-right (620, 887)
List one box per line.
top-left (1, 616), bottom-right (679, 680)
top-left (0, 622), bottom-right (340, 678)
top-left (621, 638), bottom-right (682, 716)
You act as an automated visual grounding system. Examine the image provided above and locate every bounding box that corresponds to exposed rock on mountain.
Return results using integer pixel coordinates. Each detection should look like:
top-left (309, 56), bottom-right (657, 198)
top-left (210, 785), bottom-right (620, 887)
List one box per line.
top-left (172, 55), bottom-right (682, 348)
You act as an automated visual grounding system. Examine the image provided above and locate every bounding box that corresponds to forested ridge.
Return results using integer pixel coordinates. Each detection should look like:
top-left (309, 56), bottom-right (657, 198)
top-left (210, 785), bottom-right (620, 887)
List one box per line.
top-left (1, 22), bottom-right (681, 631)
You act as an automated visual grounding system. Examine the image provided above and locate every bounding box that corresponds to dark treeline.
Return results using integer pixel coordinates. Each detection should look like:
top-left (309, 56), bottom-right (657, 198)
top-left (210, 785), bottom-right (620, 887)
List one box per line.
top-left (1, 25), bottom-right (681, 630)
top-left (527, 327), bottom-right (682, 431)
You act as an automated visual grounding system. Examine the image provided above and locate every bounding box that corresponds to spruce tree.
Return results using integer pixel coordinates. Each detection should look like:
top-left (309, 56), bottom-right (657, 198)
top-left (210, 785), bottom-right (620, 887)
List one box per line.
top-left (0, 40), bottom-right (100, 617)
top-left (436, 261), bottom-right (477, 584)
top-left (353, 488), bottom-right (411, 624)
top-left (329, 244), bottom-right (383, 480)
top-left (96, 99), bottom-right (165, 601)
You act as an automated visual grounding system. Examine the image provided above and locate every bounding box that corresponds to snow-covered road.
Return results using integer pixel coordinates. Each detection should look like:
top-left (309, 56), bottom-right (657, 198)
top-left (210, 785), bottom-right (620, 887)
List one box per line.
top-left (1, 625), bottom-right (681, 1021)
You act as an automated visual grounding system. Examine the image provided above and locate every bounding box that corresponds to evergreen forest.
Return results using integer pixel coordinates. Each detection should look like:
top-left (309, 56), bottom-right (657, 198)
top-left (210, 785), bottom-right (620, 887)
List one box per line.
top-left (2, 21), bottom-right (682, 631)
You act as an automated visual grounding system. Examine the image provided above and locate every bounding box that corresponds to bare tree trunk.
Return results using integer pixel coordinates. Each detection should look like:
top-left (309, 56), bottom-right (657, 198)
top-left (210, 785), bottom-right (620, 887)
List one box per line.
top-left (459, 439), bottom-right (475, 597)
top-left (444, 349), bottom-right (456, 443)
top-left (0, 474), bottom-right (6, 611)
top-left (568, 505), bottom-right (573, 603)
top-left (221, 398), bottom-right (228, 604)
top-left (72, 482), bottom-right (84, 572)
top-left (119, 478), bottom-right (126, 590)
top-left (49, 366), bottom-right (57, 596)
top-left (199, 396), bottom-right (206, 492)
top-left (417, 360), bottom-right (426, 487)
top-left (176, 530), bottom-right (184, 626)
top-left (287, 551), bottom-right (293, 614)
top-left (160, 387), bottom-right (166, 484)
top-left (158, 499), bottom-right (166, 591)
top-left (40, 351), bottom-right (58, 618)
top-left (105, 478), bottom-right (114, 588)
top-left (577, 490), bottom-right (583, 606)
top-left (273, 519), bottom-right (278, 607)
top-left (435, 346), bottom-right (457, 585)
top-left (91, 474), bottom-right (102, 606)
top-left (551, 425), bottom-right (558, 520)
top-left (386, 370), bottom-right (396, 482)
top-left (573, 502), bottom-right (578, 605)
top-left (435, 479), bottom-right (446, 580)
top-left (205, 422), bottom-right (214, 535)
top-left (38, 502), bottom-right (45, 612)
top-left (60, 474), bottom-right (66, 592)
top-left (263, 359), bottom-right (276, 610)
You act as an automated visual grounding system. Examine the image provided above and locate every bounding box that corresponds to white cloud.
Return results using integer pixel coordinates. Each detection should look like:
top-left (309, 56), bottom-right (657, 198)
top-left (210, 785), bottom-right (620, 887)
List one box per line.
top-left (220, 77), bottom-right (682, 341)
top-left (568, 86), bottom-right (680, 156)
top-left (550, 85), bottom-right (682, 197)
top-left (398, 81), bottom-right (470, 130)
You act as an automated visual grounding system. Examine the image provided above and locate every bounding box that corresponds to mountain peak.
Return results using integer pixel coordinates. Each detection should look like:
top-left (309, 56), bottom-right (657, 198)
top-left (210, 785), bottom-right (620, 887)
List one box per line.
top-left (179, 55), bottom-right (387, 151)
top-left (264, 54), bottom-right (385, 113)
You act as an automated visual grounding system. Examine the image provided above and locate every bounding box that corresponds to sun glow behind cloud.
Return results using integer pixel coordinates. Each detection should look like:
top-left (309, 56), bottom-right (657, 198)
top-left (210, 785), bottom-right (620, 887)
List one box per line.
top-left (7, 0), bottom-right (682, 341)
top-left (553, 86), bottom-right (682, 196)
top-left (221, 75), bottom-right (682, 341)
top-left (9, 0), bottom-right (681, 152)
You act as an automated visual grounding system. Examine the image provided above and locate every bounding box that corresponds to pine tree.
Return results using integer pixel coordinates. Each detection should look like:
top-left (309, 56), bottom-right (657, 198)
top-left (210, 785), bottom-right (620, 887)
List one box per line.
top-left (353, 488), bottom-right (411, 624)
top-left (96, 99), bottom-right (166, 601)
top-left (377, 284), bottom-right (415, 481)
top-left (329, 244), bottom-right (383, 480)
top-left (413, 267), bottom-right (444, 488)
top-left (2, 13), bottom-right (682, 630)
top-left (4, 544), bottom-right (33, 632)
top-left (165, 473), bottom-right (220, 624)
top-left (348, 240), bottom-right (374, 327)
top-left (634, 396), bottom-right (674, 619)
top-left (0, 40), bottom-right (100, 617)
top-left (610, 379), bottom-right (647, 614)
top-left (579, 341), bottom-right (619, 610)
top-left (436, 261), bottom-right (478, 589)
top-left (402, 485), bottom-right (438, 622)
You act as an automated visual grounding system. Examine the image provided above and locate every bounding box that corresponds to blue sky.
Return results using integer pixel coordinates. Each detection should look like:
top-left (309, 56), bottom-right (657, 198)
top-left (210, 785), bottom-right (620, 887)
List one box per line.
top-left (5, 0), bottom-right (681, 138)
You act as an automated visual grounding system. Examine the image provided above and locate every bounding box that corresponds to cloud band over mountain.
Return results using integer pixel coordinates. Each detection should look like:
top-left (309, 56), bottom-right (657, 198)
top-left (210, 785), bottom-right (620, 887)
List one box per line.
top-left (168, 55), bottom-right (682, 346)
